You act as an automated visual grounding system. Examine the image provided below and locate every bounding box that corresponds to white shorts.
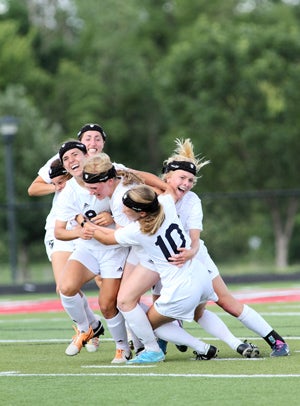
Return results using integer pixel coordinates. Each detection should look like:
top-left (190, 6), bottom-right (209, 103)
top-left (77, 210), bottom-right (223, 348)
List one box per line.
top-left (44, 235), bottom-right (75, 262)
top-left (69, 246), bottom-right (129, 278)
top-left (126, 246), bottom-right (156, 272)
top-left (154, 259), bottom-right (218, 322)
top-left (152, 245), bottom-right (219, 297)
top-left (151, 279), bottom-right (162, 296)
top-left (197, 244), bottom-right (219, 280)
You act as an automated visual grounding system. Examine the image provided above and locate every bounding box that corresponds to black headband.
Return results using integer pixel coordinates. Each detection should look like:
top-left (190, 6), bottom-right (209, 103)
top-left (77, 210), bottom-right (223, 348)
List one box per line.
top-left (122, 191), bottom-right (159, 213)
top-left (77, 123), bottom-right (106, 141)
top-left (82, 166), bottom-right (116, 183)
top-left (162, 160), bottom-right (197, 175)
top-left (59, 141), bottom-right (87, 162)
top-left (49, 165), bottom-right (68, 179)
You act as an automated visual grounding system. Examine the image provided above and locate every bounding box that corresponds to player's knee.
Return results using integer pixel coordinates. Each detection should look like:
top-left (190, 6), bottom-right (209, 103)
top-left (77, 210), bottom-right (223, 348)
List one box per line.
top-left (59, 282), bottom-right (78, 297)
top-left (117, 295), bottom-right (137, 312)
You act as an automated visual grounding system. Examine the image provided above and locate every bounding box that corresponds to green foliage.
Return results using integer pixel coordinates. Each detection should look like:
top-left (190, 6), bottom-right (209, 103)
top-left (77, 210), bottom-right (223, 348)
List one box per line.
top-left (0, 0), bottom-right (300, 273)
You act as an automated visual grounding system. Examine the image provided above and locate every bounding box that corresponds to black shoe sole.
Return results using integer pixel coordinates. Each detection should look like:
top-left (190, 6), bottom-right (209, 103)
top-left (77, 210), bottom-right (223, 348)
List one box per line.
top-left (176, 345), bottom-right (188, 353)
top-left (93, 322), bottom-right (105, 338)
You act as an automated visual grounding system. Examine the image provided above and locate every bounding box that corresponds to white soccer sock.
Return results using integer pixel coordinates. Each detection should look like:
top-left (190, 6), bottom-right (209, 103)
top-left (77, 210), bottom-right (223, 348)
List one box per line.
top-left (154, 321), bottom-right (208, 353)
top-left (197, 309), bottom-right (242, 351)
top-left (238, 304), bottom-right (272, 337)
top-left (126, 321), bottom-right (144, 351)
top-left (60, 292), bottom-right (89, 332)
top-left (120, 304), bottom-right (160, 352)
top-left (105, 311), bottom-right (129, 351)
top-left (81, 292), bottom-right (99, 329)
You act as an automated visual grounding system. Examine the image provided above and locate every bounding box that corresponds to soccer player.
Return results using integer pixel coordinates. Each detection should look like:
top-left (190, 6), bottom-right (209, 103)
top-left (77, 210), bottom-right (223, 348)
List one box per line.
top-left (158, 138), bottom-right (289, 357)
top-left (28, 124), bottom-right (109, 353)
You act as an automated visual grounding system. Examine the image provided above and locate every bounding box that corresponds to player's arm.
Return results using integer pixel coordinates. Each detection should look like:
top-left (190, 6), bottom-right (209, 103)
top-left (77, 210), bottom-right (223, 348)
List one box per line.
top-left (54, 219), bottom-right (94, 241)
top-left (28, 175), bottom-right (55, 196)
top-left (84, 222), bottom-right (118, 245)
top-left (130, 170), bottom-right (168, 193)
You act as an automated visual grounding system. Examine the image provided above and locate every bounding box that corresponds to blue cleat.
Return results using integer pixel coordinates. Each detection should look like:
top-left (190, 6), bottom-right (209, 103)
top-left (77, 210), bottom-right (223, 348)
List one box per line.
top-left (127, 349), bottom-right (165, 364)
top-left (270, 340), bottom-right (290, 357)
top-left (157, 338), bottom-right (168, 354)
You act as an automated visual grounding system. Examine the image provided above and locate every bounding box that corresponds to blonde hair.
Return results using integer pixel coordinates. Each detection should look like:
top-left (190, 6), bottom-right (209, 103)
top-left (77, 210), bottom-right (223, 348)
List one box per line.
top-left (162, 138), bottom-right (209, 185)
top-left (83, 152), bottom-right (144, 186)
top-left (126, 185), bottom-right (165, 235)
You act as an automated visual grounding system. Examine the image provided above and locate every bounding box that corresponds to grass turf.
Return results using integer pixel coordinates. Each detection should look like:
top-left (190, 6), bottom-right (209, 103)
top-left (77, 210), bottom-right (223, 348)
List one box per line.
top-left (0, 295), bottom-right (299, 406)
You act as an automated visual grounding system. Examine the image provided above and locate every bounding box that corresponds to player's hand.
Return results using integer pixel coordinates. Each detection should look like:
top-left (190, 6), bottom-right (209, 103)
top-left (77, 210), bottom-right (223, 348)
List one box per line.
top-left (168, 247), bottom-right (194, 267)
top-left (90, 212), bottom-right (114, 226)
top-left (78, 223), bottom-right (95, 240)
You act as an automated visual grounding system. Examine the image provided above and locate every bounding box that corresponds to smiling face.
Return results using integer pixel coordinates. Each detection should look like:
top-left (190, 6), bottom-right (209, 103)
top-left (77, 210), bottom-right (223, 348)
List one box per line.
top-left (61, 148), bottom-right (86, 177)
top-left (165, 169), bottom-right (195, 200)
top-left (80, 130), bottom-right (105, 156)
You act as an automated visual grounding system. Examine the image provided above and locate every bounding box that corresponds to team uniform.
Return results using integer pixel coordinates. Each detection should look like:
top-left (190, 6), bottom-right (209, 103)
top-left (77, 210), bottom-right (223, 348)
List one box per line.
top-left (37, 153), bottom-right (76, 261)
top-left (115, 194), bottom-right (218, 322)
top-left (38, 153), bottom-right (59, 184)
top-left (108, 179), bottom-right (156, 270)
top-left (175, 190), bottom-right (219, 278)
top-left (44, 192), bottom-right (75, 261)
top-left (152, 190), bottom-right (218, 296)
top-left (55, 177), bottom-right (129, 277)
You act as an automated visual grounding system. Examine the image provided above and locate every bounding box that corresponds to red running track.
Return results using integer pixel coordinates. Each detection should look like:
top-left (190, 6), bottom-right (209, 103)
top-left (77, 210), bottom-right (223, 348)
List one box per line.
top-left (0, 287), bottom-right (300, 315)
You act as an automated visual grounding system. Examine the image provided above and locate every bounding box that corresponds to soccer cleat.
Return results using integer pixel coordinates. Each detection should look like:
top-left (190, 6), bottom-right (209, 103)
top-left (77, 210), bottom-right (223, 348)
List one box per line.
top-left (157, 338), bottom-right (168, 355)
top-left (237, 341), bottom-right (260, 358)
top-left (270, 340), bottom-right (290, 357)
top-left (111, 349), bottom-right (132, 364)
top-left (92, 320), bottom-right (105, 337)
top-left (193, 345), bottom-right (218, 360)
top-left (85, 320), bottom-right (105, 353)
top-left (175, 344), bottom-right (188, 353)
top-left (127, 349), bottom-right (165, 364)
top-left (65, 325), bottom-right (94, 356)
top-left (85, 337), bottom-right (100, 353)
top-left (135, 346), bottom-right (145, 356)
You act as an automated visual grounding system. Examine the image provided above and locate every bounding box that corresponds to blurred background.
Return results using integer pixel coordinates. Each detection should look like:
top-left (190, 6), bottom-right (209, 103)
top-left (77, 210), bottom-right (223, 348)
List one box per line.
top-left (1, 0), bottom-right (300, 289)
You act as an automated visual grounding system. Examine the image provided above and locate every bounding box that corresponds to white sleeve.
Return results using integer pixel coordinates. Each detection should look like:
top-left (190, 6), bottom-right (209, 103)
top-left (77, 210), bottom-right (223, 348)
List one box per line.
top-left (38, 153), bottom-right (60, 183)
top-left (54, 182), bottom-right (79, 223)
top-left (185, 196), bottom-right (203, 231)
top-left (176, 192), bottom-right (203, 231)
top-left (114, 223), bottom-right (140, 247)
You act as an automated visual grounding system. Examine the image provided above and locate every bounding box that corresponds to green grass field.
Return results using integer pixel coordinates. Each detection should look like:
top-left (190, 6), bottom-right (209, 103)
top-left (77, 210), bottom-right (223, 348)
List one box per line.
top-left (1, 285), bottom-right (300, 406)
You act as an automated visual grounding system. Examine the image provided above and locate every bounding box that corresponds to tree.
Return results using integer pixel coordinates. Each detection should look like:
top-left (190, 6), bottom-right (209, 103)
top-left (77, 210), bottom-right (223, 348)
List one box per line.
top-left (0, 85), bottom-right (62, 282)
top-left (155, 3), bottom-right (300, 267)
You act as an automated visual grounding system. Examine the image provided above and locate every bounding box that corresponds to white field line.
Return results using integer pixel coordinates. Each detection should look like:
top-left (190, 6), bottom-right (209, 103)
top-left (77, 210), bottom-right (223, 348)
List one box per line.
top-left (1, 371), bottom-right (300, 378)
top-left (1, 336), bottom-right (300, 344)
top-left (1, 311), bottom-right (300, 325)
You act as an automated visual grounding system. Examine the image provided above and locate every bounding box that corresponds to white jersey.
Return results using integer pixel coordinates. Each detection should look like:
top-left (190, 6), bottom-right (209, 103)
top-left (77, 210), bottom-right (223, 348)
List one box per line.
top-left (176, 191), bottom-right (219, 278)
top-left (38, 153), bottom-right (59, 183)
top-left (44, 191), bottom-right (75, 260)
top-left (38, 154), bottom-right (75, 260)
top-left (115, 194), bottom-right (217, 321)
top-left (115, 194), bottom-right (192, 284)
top-left (55, 177), bottom-right (118, 250)
top-left (175, 191), bottom-right (203, 231)
top-left (109, 181), bottom-right (135, 227)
